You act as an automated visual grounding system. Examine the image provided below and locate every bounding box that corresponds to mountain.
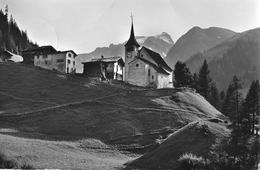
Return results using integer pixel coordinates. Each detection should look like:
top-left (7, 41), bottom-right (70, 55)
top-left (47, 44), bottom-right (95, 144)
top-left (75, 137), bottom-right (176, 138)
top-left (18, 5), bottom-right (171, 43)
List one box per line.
top-left (186, 27), bottom-right (260, 90)
top-left (165, 26), bottom-right (236, 68)
top-left (76, 32), bottom-right (174, 73)
top-left (0, 7), bottom-right (37, 53)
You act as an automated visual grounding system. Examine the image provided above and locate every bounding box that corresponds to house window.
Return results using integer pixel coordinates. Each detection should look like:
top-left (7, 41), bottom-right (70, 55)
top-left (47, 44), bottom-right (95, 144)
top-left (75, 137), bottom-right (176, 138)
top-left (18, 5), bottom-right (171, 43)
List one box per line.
top-left (67, 67), bottom-right (69, 73)
top-left (36, 56), bottom-right (40, 59)
top-left (68, 53), bottom-right (72, 58)
top-left (73, 61), bottom-right (75, 65)
top-left (141, 54), bottom-right (143, 57)
top-left (45, 61), bottom-right (47, 65)
top-left (148, 69), bottom-right (150, 76)
top-left (67, 59), bottom-right (71, 64)
top-left (136, 63), bottom-right (139, 67)
top-left (152, 75), bottom-right (154, 80)
top-left (57, 59), bottom-right (64, 63)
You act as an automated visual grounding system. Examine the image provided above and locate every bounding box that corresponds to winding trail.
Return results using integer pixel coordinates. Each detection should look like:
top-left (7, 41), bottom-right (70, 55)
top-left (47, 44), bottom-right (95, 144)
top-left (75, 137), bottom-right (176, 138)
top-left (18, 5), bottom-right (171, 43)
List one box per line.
top-left (0, 91), bottom-right (124, 117)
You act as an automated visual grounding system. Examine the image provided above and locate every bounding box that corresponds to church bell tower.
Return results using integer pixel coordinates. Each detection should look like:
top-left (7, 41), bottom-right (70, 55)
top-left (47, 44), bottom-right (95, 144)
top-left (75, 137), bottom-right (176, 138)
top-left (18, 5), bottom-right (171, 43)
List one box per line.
top-left (124, 15), bottom-right (140, 82)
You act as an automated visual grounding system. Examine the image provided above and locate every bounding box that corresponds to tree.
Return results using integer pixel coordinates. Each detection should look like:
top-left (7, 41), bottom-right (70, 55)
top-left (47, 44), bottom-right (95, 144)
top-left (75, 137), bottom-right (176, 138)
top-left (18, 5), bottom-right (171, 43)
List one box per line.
top-left (209, 82), bottom-right (220, 110)
top-left (198, 60), bottom-right (212, 101)
top-left (191, 73), bottom-right (199, 91)
top-left (242, 80), bottom-right (260, 134)
top-left (174, 61), bottom-right (192, 88)
top-left (222, 75), bottom-right (243, 126)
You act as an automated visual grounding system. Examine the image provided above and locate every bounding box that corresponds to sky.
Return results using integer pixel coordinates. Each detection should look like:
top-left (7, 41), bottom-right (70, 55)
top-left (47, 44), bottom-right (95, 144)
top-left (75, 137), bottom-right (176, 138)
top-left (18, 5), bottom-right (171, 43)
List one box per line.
top-left (0, 0), bottom-right (259, 54)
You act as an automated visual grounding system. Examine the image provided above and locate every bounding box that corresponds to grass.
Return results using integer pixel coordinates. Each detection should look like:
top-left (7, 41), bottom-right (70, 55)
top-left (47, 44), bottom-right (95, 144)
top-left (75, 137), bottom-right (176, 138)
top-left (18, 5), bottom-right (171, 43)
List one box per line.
top-left (0, 133), bottom-right (131, 169)
top-left (0, 63), bottom-right (228, 169)
top-left (126, 121), bottom-right (230, 169)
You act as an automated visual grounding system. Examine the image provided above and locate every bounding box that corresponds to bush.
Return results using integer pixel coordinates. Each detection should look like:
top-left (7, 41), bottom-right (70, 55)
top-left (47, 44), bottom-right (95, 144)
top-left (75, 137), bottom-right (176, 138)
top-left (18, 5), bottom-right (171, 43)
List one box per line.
top-left (0, 153), bottom-right (17, 169)
top-left (178, 153), bottom-right (209, 170)
top-left (0, 152), bottom-right (34, 169)
top-left (21, 163), bottom-right (34, 169)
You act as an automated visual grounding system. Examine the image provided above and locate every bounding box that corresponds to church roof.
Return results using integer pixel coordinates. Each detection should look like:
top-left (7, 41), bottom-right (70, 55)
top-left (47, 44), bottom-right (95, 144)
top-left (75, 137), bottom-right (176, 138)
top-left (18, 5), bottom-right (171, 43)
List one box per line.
top-left (125, 21), bottom-right (140, 48)
top-left (141, 46), bottom-right (172, 72)
top-left (137, 56), bottom-right (169, 75)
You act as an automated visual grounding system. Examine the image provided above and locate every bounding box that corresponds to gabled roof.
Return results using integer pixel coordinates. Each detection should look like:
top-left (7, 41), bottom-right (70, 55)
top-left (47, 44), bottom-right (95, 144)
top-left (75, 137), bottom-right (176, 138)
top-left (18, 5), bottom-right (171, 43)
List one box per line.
top-left (22, 45), bottom-right (57, 53)
top-left (57, 50), bottom-right (77, 56)
top-left (0, 50), bottom-right (23, 62)
top-left (141, 46), bottom-right (172, 72)
top-left (137, 56), bottom-right (170, 75)
top-left (82, 56), bottom-right (124, 66)
top-left (125, 21), bottom-right (140, 48)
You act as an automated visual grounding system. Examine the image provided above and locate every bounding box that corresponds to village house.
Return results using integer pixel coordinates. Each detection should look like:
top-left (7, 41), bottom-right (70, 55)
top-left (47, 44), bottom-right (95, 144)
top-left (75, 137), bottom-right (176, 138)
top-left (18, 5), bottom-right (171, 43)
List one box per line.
top-left (0, 49), bottom-right (23, 62)
top-left (124, 19), bottom-right (173, 88)
top-left (82, 56), bottom-right (124, 80)
top-left (22, 46), bottom-right (57, 65)
top-left (22, 46), bottom-right (77, 74)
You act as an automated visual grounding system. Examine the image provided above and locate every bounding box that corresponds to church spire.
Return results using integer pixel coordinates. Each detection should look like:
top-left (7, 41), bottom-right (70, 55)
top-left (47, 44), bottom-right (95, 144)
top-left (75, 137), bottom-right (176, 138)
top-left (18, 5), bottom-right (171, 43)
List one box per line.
top-left (125, 14), bottom-right (140, 48)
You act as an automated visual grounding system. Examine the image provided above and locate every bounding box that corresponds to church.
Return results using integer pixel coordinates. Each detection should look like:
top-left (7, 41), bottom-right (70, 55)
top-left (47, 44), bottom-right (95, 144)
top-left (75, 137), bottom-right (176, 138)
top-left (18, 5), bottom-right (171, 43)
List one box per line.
top-left (124, 18), bottom-right (173, 88)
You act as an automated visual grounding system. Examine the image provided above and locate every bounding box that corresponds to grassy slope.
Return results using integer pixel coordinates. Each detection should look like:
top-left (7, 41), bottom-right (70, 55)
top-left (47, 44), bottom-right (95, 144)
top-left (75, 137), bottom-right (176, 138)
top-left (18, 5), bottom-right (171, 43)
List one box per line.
top-left (127, 121), bottom-right (230, 169)
top-left (0, 63), bottom-right (227, 169)
top-left (0, 132), bottom-right (132, 169)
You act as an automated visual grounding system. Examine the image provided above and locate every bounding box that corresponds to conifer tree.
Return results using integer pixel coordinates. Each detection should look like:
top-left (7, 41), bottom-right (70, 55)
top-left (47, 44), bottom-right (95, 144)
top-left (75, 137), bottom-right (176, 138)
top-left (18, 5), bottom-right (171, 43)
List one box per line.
top-left (191, 73), bottom-right (199, 91)
top-left (242, 80), bottom-right (260, 134)
top-left (222, 75), bottom-right (242, 126)
top-left (198, 60), bottom-right (212, 101)
top-left (173, 61), bottom-right (192, 88)
top-left (209, 82), bottom-right (220, 110)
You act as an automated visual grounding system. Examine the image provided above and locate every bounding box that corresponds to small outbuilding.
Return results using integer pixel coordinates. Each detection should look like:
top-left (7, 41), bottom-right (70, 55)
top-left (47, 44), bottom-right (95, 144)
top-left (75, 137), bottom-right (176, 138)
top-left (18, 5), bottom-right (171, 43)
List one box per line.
top-left (82, 56), bottom-right (124, 80)
top-left (0, 49), bottom-right (23, 62)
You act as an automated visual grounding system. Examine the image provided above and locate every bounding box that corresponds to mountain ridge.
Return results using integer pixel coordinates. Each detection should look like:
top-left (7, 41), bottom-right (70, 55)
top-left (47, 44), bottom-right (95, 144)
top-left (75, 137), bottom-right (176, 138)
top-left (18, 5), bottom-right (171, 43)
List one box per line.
top-left (165, 26), bottom-right (236, 68)
top-left (186, 27), bottom-right (260, 90)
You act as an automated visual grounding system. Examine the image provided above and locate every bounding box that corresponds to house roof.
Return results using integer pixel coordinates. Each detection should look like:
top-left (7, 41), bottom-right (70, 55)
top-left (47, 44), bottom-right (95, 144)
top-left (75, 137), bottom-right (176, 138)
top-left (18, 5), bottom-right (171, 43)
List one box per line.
top-left (0, 50), bottom-right (23, 62)
top-left (82, 56), bottom-right (124, 66)
top-left (137, 57), bottom-right (170, 75)
top-left (22, 45), bottom-right (57, 53)
top-left (22, 46), bottom-right (77, 56)
top-left (125, 21), bottom-right (140, 48)
top-left (141, 46), bottom-right (172, 72)
top-left (0, 49), bottom-right (13, 58)
top-left (57, 50), bottom-right (77, 56)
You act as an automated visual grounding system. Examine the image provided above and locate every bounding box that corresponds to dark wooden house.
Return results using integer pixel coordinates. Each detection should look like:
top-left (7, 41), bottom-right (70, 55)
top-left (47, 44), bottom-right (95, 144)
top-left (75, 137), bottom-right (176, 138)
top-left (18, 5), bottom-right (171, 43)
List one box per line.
top-left (82, 56), bottom-right (124, 80)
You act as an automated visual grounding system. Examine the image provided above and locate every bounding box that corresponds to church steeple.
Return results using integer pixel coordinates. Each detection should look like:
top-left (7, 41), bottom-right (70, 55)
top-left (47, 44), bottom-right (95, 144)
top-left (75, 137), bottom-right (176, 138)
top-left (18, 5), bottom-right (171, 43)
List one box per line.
top-left (125, 14), bottom-right (140, 48)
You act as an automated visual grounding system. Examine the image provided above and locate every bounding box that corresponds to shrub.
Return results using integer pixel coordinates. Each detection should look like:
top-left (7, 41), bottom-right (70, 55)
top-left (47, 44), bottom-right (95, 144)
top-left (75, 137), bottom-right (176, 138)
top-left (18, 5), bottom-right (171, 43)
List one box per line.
top-left (21, 163), bottom-right (34, 169)
top-left (0, 153), bottom-right (17, 169)
top-left (178, 153), bottom-right (209, 170)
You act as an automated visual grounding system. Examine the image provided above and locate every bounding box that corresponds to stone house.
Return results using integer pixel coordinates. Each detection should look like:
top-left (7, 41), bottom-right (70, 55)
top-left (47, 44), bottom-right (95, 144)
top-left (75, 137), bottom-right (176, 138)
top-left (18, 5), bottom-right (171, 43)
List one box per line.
top-left (82, 56), bottom-right (124, 80)
top-left (22, 45), bottom-right (77, 74)
top-left (22, 46), bottom-right (57, 65)
top-left (124, 20), bottom-right (173, 88)
top-left (34, 49), bottom-right (77, 74)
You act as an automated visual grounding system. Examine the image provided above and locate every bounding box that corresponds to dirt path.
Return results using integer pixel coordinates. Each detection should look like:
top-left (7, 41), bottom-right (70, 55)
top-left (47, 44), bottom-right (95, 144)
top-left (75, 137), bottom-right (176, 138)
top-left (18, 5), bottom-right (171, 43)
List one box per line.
top-left (0, 91), bottom-right (124, 117)
top-left (0, 90), bottom-right (57, 105)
